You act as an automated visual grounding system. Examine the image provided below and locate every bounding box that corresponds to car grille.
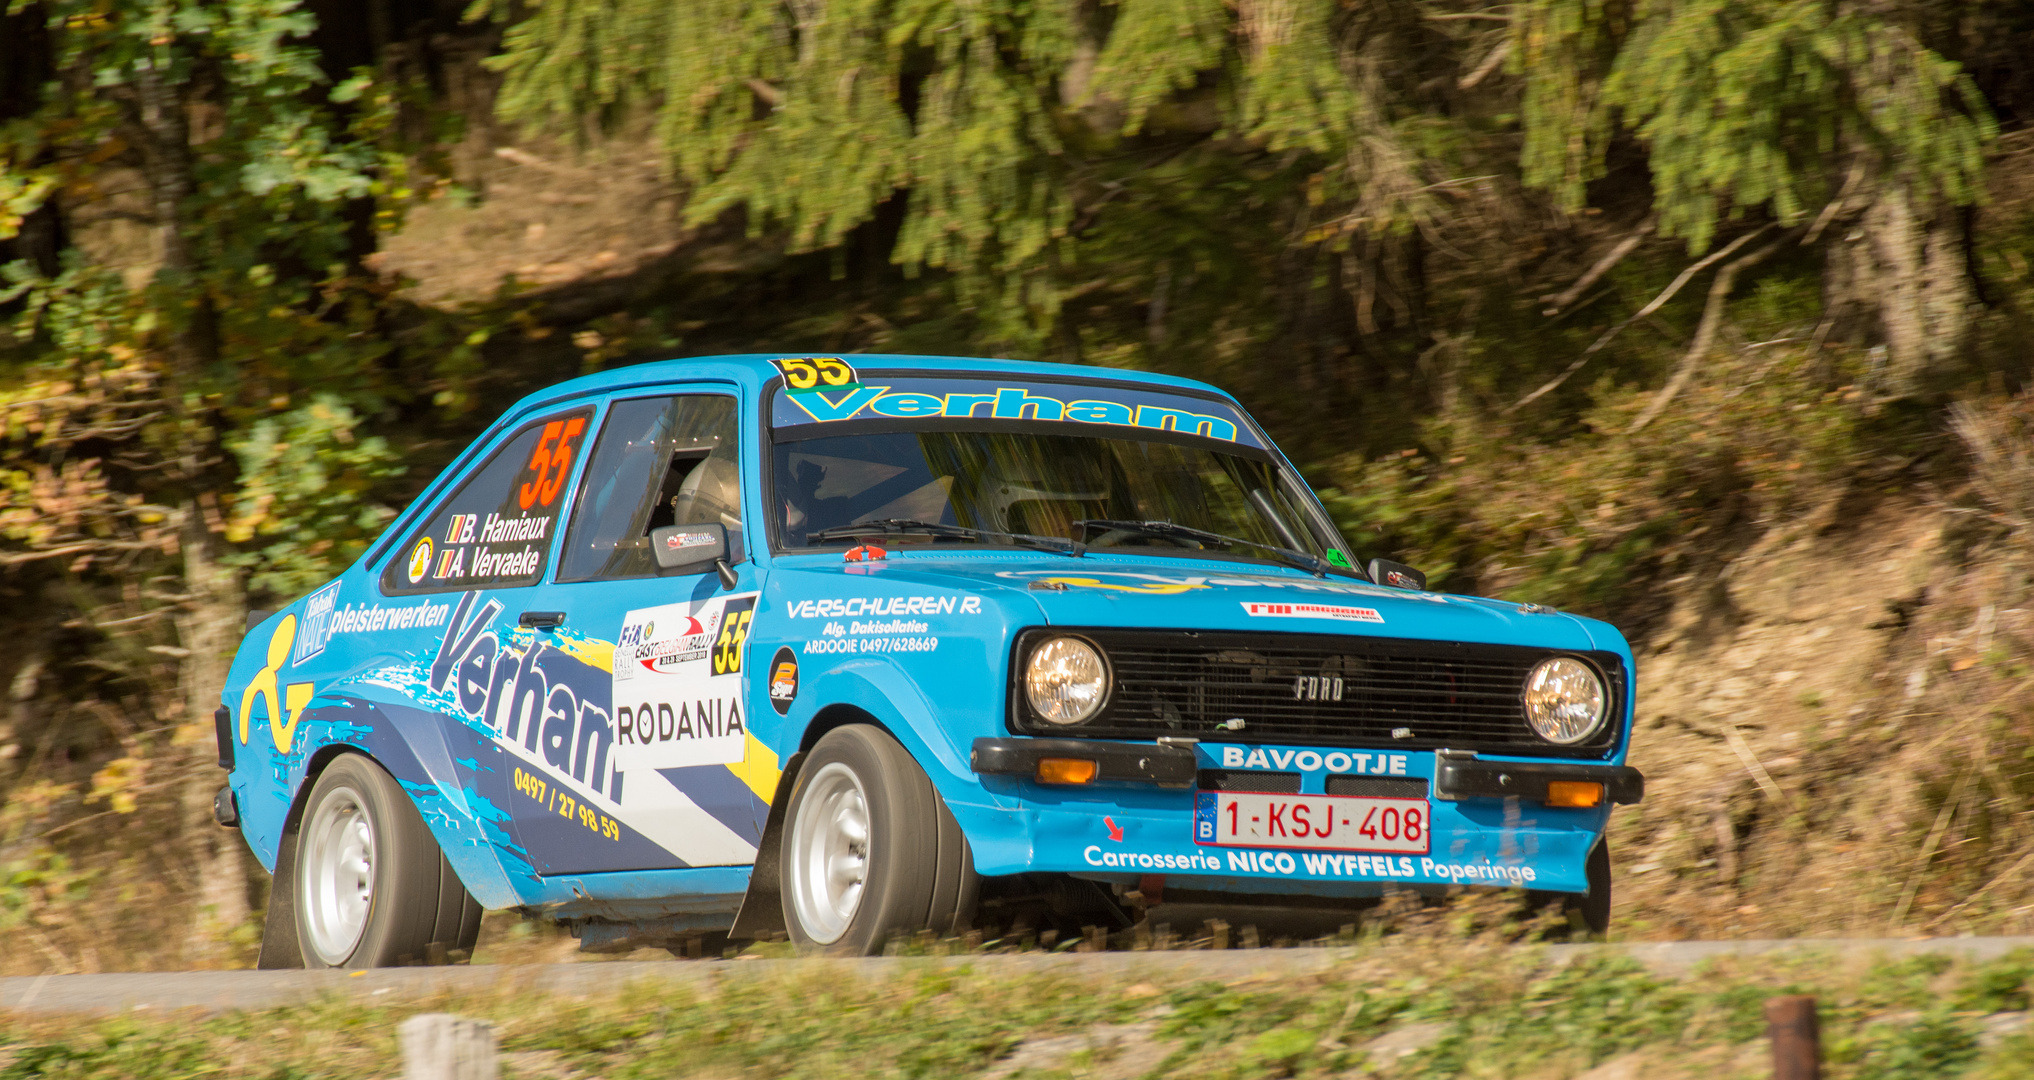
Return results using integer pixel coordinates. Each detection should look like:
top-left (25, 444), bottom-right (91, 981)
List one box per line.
top-left (1009, 628), bottom-right (1625, 758)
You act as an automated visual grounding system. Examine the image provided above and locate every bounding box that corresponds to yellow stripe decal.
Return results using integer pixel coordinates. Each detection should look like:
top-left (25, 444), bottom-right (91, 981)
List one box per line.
top-left (554, 634), bottom-right (615, 673)
top-left (726, 732), bottom-right (782, 805)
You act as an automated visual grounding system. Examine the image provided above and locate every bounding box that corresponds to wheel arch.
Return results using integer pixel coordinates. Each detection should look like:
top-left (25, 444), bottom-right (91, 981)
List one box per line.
top-left (731, 665), bottom-right (995, 942)
top-left (281, 723), bottom-right (525, 910)
top-left (257, 741), bottom-right (368, 970)
top-left (729, 695), bottom-right (939, 941)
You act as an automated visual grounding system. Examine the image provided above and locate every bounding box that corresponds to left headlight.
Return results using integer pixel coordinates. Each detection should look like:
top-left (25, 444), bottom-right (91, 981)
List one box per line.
top-left (1025, 636), bottom-right (1110, 725)
top-left (1522, 657), bottom-right (1608, 744)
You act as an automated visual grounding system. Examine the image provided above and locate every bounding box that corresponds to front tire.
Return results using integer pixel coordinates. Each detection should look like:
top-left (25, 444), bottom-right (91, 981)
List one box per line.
top-left (289, 754), bottom-right (481, 968)
top-left (779, 725), bottom-right (976, 954)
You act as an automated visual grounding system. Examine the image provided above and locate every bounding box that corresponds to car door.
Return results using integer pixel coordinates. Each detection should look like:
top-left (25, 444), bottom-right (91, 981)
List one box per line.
top-left (509, 389), bottom-right (769, 876)
top-left (374, 403), bottom-right (597, 877)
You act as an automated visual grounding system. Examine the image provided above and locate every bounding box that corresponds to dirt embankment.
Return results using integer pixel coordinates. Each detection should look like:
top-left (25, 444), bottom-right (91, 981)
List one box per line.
top-left (1615, 492), bottom-right (2034, 938)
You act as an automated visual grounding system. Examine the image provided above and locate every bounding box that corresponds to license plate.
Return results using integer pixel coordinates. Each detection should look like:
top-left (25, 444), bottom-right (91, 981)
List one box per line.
top-left (1194, 791), bottom-right (1431, 854)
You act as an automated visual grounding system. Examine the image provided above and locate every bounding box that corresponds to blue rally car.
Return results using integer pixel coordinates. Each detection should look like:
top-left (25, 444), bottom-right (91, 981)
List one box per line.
top-left (214, 354), bottom-right (1643, 966)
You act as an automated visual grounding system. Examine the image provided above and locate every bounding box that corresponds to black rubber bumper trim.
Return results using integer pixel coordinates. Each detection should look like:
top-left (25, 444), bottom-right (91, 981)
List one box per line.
top-left (970, 737), bottom-right (1198, 788)
top-left (1433, 755), bottom-right (1645, 805)
top-left (214, 704), bottom-right (235, 771)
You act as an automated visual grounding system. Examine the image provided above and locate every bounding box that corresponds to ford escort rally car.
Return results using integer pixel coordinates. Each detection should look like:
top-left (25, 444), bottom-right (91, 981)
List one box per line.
top-left (214, 353), bottom-right (1644, 966)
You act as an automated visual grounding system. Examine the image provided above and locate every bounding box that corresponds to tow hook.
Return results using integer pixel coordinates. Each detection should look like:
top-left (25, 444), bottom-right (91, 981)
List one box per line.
top-left (212, 785), bottom-right (239, 828)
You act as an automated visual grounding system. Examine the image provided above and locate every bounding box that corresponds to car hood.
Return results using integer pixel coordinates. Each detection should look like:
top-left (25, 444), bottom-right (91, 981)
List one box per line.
top-left (776, 551), bottom-right (1613, 653)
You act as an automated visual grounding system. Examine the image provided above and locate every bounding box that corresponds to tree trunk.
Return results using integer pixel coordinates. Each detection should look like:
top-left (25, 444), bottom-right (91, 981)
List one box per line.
top-left (134, 53), bottom-right (250, 965)
top-left (1824, 183), bottom-right (1975, 397)
top-left (176, 498), bottom-right (250, 965)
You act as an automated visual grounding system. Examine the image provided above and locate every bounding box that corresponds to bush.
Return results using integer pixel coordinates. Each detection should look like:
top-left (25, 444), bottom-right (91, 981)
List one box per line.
top-left (1318, 347), bottom-right (1889, 625)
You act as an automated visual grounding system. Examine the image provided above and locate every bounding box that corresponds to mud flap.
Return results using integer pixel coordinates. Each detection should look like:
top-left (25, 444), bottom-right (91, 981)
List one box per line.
top-left (727, 751), bottom-right (803, 942)
top-left (256, 827), bottom-right (305, 969)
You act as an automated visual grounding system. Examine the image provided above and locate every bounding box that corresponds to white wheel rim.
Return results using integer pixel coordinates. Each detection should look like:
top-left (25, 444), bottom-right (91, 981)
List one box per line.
top-left (787, 762), bottom-right (870, 944)
top-left (299, 785), bottom-right (376, 965)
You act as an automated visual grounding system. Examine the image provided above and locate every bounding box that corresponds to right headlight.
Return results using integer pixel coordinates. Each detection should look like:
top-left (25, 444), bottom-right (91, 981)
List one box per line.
top-left (1522, 657), bottom-right (1608, 744)
top-left (1025, 636), bottom-right (1110, 725)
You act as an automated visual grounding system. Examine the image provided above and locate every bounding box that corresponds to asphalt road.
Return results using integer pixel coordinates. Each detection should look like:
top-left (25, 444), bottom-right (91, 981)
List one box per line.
top-left (4, 937), bottom-right (2033, 1014)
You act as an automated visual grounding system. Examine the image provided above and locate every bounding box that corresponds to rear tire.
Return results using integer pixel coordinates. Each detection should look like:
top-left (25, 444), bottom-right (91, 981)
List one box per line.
top-left (779, 725), bottom-right (976, 954)
top-left (288, 754), bottom-right (481, 968)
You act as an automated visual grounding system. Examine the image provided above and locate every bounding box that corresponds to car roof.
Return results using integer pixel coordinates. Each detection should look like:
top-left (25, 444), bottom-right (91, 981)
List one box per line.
top-left (503, 353), bottom-right (1240, 419)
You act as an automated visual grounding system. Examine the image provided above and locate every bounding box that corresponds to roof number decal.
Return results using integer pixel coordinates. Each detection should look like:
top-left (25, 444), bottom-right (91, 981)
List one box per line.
top-left (772, 356), bottom-right (859, 390)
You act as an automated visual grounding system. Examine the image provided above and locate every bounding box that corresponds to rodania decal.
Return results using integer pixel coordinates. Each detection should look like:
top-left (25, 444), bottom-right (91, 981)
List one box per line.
top-left (612, 594), bottom-right (759, 769)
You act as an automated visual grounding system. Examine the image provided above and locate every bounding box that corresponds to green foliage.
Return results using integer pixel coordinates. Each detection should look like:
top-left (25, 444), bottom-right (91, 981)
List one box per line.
top-left (0, 0), bottom-right (474, 598)
top-left (1514, 0), bottom-right (1999, 253)
top-left (1834, 1012), bottom-right (1984, 1080)
top-left (1235, 0), bottom-right (1359, 157)
top-left (1515, 0), bottom-right (1621, 212)
top-left (1321, 343), bottom-right (1876, 617)
top-left (223, 395), bottom-right (404, 600)
top-left (1085, 0), bottom-right (1231, 135)
top-left (1853, 953), bottom-right (1958, 1010)
top-left (3, 944), bottom-right (2034, 1077)
top-left (482, 0), bottom-right (1464, 344)
top-left (488, 0), bottom-right (1082, 337)
top-left (0, 847), bottom-right (91, 936)
top-left (1955, 949), bottom-right (2034, 1013)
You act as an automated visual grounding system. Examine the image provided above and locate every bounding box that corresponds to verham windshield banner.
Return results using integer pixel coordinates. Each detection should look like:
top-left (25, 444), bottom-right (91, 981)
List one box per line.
top-left (769, 376), bottom-right (1267, 450)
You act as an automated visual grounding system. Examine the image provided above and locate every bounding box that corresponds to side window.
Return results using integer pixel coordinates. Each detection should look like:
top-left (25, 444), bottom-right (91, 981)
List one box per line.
top-left (380, 408), bottom-right (594, 594)
top-left (557, 394), bottom-right (742, 582)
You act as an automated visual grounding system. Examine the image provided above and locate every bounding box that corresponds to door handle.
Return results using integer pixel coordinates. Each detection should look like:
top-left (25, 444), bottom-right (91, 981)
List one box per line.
top-left (518, 611), bottom-right (567, 630)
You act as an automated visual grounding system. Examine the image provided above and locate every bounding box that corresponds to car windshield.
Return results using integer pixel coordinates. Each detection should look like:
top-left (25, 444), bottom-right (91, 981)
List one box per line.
top-left (772, 428), bottom-right (1351, 568)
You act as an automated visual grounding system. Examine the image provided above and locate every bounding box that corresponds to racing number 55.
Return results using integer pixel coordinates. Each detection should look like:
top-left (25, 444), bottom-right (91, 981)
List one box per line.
top-left (713, 597), bottom-right (758, 676)
top-left (519, 416), bottom-right (588, 510)
top-left (772, 356), bottom-right (858, 390)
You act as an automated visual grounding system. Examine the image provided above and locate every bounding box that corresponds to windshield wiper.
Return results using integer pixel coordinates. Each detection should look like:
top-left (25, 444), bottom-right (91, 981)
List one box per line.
top-left (805, 518), bottom-right (1083, 557)
top-left (1073, 519), bottom-right (1329, 578)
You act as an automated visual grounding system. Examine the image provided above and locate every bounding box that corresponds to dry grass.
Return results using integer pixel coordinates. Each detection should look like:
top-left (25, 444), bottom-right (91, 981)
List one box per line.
top-left (1608, 392), bottom-right (2034, 940)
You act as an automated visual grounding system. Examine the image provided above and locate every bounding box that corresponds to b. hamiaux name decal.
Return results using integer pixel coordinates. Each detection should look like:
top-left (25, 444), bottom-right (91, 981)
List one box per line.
top-left (430, 592), bottom-right (622, 803)
top-left (611, 594), bottom-right (757, 769)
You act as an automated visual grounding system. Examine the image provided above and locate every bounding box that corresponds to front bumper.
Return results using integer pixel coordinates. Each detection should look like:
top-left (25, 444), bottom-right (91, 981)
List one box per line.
top-left (971, 737), bottom-right (1197, 787)
top-left (956, 739), bottom-right (1642, 896)
top-left (1432, 752), bottom-right (1644, 805)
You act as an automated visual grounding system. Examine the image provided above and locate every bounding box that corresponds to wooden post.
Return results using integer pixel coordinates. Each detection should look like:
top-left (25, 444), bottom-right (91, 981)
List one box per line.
top-left (1765, 995), bottom-right (1819, 1080)
top-left (400, 1013), bottom-right (498, 1080)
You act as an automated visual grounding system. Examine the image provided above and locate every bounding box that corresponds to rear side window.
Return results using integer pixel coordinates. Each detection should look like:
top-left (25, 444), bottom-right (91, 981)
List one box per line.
top-left (557, 394), bottom-right (742, 582)
top-left (380, 408), bottom-right (594, 594)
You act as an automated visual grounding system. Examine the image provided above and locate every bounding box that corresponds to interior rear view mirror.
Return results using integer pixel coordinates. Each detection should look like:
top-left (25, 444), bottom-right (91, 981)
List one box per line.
top-left (649, 523), bottom-right (728, 574)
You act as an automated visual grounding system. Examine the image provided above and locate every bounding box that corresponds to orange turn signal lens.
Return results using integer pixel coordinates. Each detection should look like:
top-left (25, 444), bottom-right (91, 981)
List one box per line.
top-left (1545, 780), bottom-right (1604, 808)
top-left (1036, 757), bottom-right (1099, 785)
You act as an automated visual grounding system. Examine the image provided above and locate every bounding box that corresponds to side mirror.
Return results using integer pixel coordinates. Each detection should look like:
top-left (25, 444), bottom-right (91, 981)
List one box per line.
top-left (649, 523), bottom-right (729, 574)
top-left (1368, 558), bottom-right (1427, 591)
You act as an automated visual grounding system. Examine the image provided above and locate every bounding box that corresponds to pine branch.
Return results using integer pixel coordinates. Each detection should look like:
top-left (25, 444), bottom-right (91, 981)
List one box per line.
top-left (1503, 224), bottom-right (1774, 415)
top-left (1625, 225), bottom-right (1805, 434)
top-left (1457, 40), bottom-right (1511, 90)
top-left (1541, 214), bottom-right (1655, 315)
